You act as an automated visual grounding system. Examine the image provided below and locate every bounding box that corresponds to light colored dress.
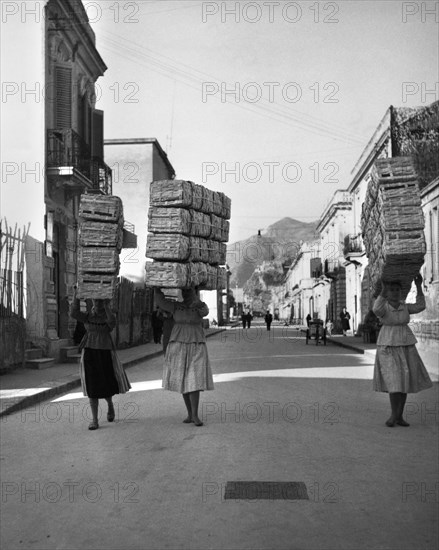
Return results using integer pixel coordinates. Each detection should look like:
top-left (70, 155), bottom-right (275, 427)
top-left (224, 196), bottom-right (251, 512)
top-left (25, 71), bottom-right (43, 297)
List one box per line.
top-left (155, 293), bottom-right (214, 393)
top-left (372, 294), bottom-right (433, 393)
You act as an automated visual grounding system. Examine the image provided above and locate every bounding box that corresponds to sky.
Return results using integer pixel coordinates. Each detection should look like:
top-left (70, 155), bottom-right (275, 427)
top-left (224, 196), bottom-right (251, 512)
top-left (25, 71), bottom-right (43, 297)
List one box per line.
top-left (88, 0), bottom-right (438, 244)
top-left (2, 0), bottom-right (436, 246)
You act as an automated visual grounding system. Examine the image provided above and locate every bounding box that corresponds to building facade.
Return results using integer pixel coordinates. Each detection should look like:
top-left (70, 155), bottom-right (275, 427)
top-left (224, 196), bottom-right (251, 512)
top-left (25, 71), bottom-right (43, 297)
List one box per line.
top-left (1, 0), bottom-right (119, 362)
top-left (104, 138), bottom-right (176, 283)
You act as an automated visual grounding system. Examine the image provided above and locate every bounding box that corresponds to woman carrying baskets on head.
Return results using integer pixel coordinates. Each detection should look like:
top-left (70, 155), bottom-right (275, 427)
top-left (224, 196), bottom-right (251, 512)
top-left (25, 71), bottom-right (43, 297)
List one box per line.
top-left (154, 286), bottom-right (214, 426)
top-left (372, 274), bottom-right (433, 427)
top-left (70, 287), bottom-right (131, 430)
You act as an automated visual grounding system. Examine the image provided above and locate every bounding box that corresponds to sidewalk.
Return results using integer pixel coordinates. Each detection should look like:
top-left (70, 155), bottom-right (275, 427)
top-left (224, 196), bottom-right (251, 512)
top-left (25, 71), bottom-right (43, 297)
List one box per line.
top-left (327, 334), bottom-right (439, 381)
top-left (0, 328), bottom-right (226, 418)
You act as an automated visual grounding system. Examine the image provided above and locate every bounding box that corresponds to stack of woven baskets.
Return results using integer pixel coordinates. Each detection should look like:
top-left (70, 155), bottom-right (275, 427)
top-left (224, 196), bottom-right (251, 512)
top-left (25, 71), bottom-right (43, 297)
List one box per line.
top-left (77, 194), bottom-right (124, 299)
top-left (145, 180), bottom-right (231, 289)
top-left (361, 157), bottom-right (426, 299)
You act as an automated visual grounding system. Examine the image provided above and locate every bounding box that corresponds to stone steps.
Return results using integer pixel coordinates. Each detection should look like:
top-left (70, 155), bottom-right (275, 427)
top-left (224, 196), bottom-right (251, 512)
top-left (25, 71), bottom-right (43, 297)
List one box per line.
top-left (25, 358), bottom-right (56, 370)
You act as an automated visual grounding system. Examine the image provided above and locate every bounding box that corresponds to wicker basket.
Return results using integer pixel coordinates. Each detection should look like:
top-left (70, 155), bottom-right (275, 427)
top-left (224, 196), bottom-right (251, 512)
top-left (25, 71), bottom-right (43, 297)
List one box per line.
top-left (146, 233), bottom-right (190, 261)
top-left (150, 180), bottom-right (194, 208)
top-left (220, 219), bottom-right (230, 243)
top-left (190, 211), bottom-right (212, 238)
top-left (199, 265), bottom-right (218, 290)
top-left (79, 221), bottom-right (123, 250)
top-left (220, 192), bottom-right (232, 220)
top-left (148, 207), bottom-right (192, 235)
top-left (189, 237), bottom-right (209, 263)
top-left (145, 261), bottom-right (189, 288)
top-left (78, 247), bottom-right (120, 273)
top-left (79, 194), bottom-right (123, 223)
top-left (189, 262), bottom-right (208, 287)
top-left (77, 273), bottom-right (117, 299)
top-left (373, 156), bottom-right (418, 182)
top-left (210, 214), bottom-right (223, 241)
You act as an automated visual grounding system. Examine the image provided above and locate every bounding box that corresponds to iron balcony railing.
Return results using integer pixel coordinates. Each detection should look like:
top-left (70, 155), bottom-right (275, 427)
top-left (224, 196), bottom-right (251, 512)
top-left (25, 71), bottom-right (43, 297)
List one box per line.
top-left (47, 129), bottom-right (112, 194)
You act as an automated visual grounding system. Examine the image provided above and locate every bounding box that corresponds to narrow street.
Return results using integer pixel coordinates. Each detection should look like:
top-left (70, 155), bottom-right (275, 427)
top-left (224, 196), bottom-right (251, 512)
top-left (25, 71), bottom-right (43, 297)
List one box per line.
top-left (1, 322), bottom-right (438, 550)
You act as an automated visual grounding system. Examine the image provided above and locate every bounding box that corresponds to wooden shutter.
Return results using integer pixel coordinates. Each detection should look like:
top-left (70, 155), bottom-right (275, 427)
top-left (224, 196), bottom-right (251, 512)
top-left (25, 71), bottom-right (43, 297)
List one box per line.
top-left (92, 109), bottom-right (104, 159)
top-left (55, 66), bottom-right (72, 128)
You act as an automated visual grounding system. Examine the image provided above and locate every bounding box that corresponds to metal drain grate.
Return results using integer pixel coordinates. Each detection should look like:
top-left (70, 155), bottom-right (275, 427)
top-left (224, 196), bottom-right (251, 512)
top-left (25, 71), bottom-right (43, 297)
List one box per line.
top-left (224, 481), bottom-right (309, 500)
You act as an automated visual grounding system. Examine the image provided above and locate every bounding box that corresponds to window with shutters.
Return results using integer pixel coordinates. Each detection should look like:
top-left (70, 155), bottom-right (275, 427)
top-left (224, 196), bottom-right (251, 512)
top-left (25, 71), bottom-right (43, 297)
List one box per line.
top-left (55, 65), bottom-right (72, 128)
top-left (92, 109), bottom-right (104, 159)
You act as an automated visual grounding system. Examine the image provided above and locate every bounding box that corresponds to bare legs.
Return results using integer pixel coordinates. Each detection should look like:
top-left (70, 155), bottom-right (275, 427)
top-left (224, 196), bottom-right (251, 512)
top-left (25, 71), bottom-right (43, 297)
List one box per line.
top-left (88, 398), bottom-right (99, 430)
top-left (88, 396), bottom-right (115, 430)
top-left (386, 392), bottom-right (409, 427)
top-left (182, 391), bottom-right (203, 426)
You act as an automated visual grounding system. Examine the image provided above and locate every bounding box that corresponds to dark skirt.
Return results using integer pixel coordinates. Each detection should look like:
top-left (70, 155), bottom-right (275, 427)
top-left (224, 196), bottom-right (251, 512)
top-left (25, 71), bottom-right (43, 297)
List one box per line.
top-left (83, 348), bottom-right (119, 398)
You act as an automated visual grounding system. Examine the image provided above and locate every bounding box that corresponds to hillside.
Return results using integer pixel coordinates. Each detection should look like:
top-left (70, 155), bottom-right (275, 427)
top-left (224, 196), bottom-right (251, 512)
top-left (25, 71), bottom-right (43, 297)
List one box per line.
top-left (226, 217), bottom-right (318, 287)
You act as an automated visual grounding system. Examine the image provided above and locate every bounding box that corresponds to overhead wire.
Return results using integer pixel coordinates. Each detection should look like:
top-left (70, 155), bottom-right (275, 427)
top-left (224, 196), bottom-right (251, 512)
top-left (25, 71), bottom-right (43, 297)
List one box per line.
top-left (98, 30), bottom-right (368, 145)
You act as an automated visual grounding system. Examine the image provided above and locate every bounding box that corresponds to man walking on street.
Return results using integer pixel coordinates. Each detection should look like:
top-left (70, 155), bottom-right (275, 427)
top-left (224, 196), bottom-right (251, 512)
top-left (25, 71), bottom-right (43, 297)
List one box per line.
top-left (265, 310), bottom-right (273, 331)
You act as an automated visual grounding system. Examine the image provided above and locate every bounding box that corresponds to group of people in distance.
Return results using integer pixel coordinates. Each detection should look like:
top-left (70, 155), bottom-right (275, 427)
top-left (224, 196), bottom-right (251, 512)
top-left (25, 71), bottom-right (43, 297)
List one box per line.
top-left (240, 310), bottom-right (253, 329)
top-left (70, 272), bottom-right (432, 430)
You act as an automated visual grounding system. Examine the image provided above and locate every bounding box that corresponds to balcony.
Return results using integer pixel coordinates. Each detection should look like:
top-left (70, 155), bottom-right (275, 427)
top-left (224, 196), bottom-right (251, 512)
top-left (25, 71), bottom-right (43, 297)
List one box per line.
top-left (90, 157), bottom-right (112, 195)
top-left (47, 129), bottom-right (112, 194)
top-left (343, 234), bottom-right (365, 263)
top-left (324, 258), bottom-right (339, 277)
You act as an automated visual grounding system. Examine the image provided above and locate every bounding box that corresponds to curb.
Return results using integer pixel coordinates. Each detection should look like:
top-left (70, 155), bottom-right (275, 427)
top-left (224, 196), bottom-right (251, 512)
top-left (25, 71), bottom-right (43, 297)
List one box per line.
top-left (326, 337), bottom-right (366, 354)
top-left (0, 329), bottom-right (226, 418)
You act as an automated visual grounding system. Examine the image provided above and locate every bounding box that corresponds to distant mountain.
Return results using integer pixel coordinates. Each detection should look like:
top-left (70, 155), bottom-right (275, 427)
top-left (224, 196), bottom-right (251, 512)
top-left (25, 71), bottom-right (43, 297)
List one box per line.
top-left (227, 217), bottom-right (318, 287)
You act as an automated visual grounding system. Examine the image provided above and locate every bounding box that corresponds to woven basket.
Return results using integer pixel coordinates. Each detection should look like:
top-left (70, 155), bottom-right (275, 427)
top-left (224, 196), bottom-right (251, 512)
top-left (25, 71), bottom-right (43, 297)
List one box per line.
top-left (373, 156), bottom-right (418, 181)
top-left (188, 237), bottom-right (209, 263)
top-left (220, 219), bottom-right (230, 243)
top-left (379, 207), bottom-right (425, 231)
top-left (220, 192), bottom-right (232, 219)
top-left (200, 187), bottom-right (215, 214)
top-left (189, 262), bottom-right (208, 287)
top-left (77, 273), bottom-right (117, 299)
top-left (79, 221), bottom-right (123, 250)
top-left (190, 211), bottom-right (212, 238)
top-left (79, 194), bottom-right (123, 223)
top-left (148, 207), bottom-right (192, 235)
top-left (210, 214), bottom-right (223, 241)
top-left (218, 242), bottom-right (227, 265)
top-left (145, 261), bottom-right (189, 288)
top-left (150, 180), bottom-right (194, 208)
top-left (199, 265), bottom-right (218, 290)
top-left (78, 247), bottom-right (120, 273)
top-left (146, 233), bottom-right (190, 261)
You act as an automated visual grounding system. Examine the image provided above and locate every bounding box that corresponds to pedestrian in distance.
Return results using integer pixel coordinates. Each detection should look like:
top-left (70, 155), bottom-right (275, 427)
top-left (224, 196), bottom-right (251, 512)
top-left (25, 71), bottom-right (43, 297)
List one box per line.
top-left (264, 310), bottom-right (273, 331)
top-left (154, 287), bottom-right (214, 427)
top-left (372, 274), bottom-right (433, 427)
top-left (340, 307), bottom-right (351, 336)
top-left (306, 313), bottom-right (312, 327)
top-left (70, 288), bottom-right (131, 430)
top-left (246, 311), bottom-right (253, 328)
top-left (151, 306), bottom-right (164, 344)
top-left (241, 312), bottom-right (247, 329)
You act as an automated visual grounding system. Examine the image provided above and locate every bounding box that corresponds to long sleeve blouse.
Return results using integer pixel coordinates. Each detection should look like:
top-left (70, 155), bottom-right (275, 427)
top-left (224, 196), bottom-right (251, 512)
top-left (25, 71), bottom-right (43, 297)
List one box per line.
top-left (154, 292), bottom-right (209, 344)
top-left (70, 299), bottom-right (116, 350)
top-left (372, 294), bottom-right (425, 346)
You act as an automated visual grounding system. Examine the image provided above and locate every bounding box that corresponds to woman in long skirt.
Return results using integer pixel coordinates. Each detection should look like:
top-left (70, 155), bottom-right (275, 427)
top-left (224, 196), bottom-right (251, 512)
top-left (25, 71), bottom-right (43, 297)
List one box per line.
top-left (154, 287), bottom-right (213, 426)
top-left (373, 274), bottom-right (433, 427)
top-left (71, 289), bottom-right (131, 430)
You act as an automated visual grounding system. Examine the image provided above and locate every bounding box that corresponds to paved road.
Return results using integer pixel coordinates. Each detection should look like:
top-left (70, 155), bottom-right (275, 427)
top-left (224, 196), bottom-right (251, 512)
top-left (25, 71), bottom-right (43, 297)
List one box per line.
top-left (1, 323), bottom-right (438, 550)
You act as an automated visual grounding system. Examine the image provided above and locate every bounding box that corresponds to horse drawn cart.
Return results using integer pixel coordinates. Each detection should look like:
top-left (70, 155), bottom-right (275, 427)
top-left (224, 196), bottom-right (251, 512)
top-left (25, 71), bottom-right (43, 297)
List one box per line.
top-left (305, 320), bottom-right (327, 345)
